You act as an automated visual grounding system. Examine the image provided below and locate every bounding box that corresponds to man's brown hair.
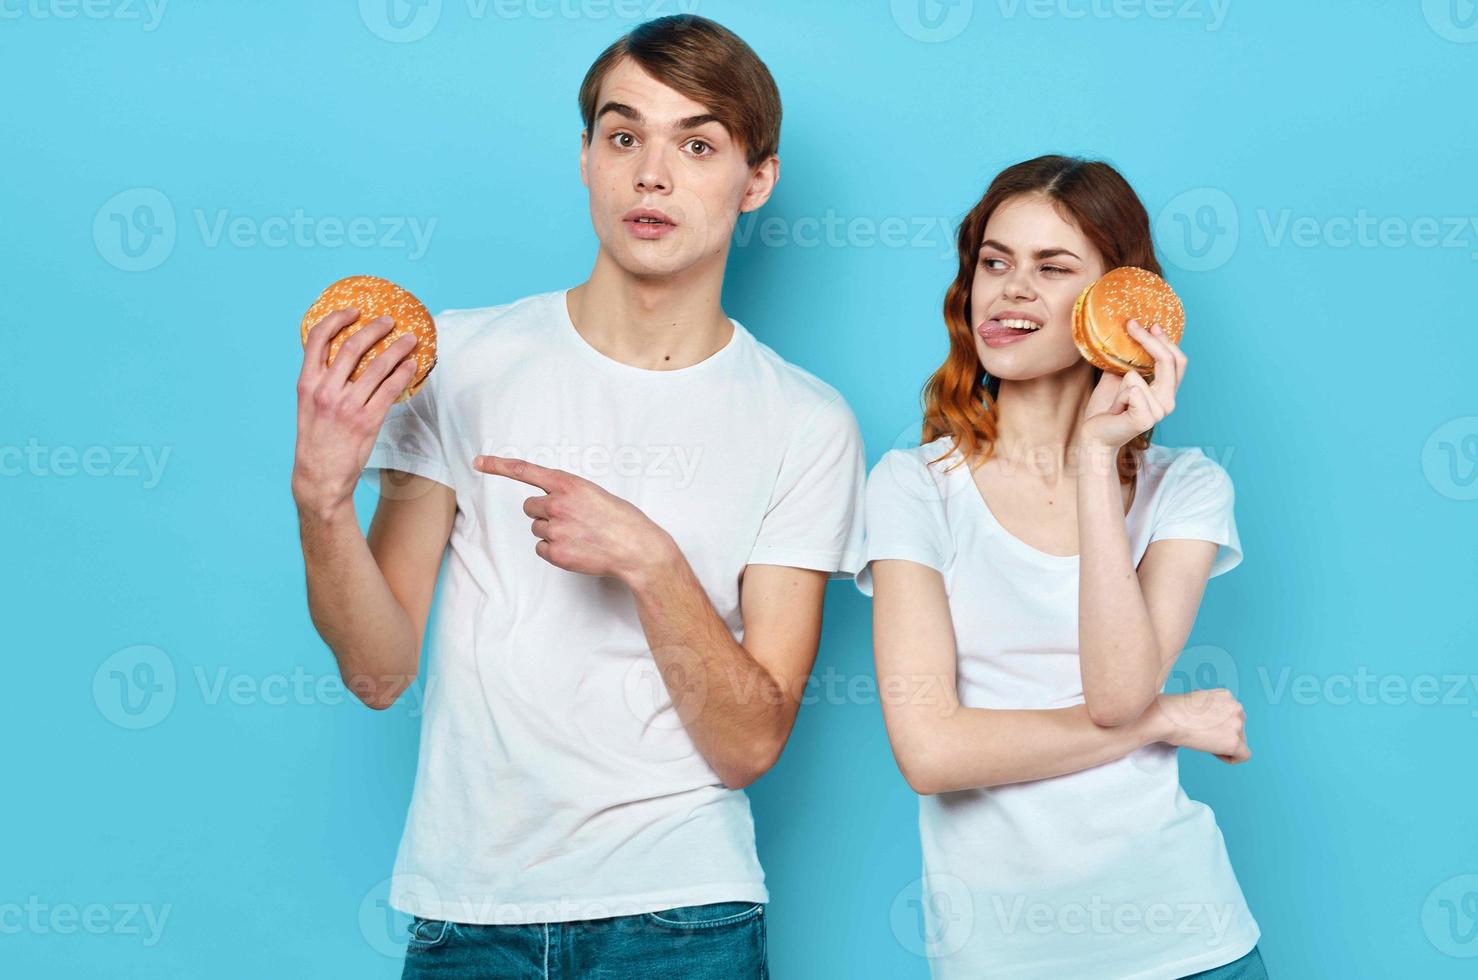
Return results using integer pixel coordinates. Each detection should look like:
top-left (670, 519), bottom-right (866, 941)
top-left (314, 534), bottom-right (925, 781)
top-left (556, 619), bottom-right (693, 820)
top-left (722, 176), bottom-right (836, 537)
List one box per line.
top-left (578, 15), bottom-right (782, 168)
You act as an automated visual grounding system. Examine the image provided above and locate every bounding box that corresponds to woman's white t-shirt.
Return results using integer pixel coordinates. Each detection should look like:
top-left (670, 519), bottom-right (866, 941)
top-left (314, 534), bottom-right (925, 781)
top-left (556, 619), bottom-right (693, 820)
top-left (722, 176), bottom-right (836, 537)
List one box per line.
top-left (362, 289), bottom-right (866, 925)
top-left (856, 436), bottom-right (1259, 980)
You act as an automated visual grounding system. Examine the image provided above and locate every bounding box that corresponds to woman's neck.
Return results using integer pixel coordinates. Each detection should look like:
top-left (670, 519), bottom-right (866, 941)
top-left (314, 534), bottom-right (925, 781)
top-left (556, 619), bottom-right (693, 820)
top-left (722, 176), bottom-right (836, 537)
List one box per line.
top-left (988, 368), bottom-right (1100, 482)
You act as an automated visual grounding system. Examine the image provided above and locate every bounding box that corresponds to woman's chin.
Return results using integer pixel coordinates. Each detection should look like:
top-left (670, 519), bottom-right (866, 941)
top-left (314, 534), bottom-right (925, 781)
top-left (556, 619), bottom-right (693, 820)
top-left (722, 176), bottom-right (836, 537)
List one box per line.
top-left (977, 350), bottom-right (1094, 383)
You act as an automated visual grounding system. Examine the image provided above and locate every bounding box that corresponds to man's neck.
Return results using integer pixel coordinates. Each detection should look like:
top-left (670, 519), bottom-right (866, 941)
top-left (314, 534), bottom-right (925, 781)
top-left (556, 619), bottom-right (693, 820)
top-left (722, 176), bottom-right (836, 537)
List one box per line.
top-left (565, 251), bottom-right (734, 371)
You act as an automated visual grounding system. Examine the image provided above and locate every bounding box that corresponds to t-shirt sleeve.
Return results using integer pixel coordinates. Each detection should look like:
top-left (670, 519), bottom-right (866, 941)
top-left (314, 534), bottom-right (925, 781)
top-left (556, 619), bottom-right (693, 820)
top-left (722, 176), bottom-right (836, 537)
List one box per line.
top-left (853, 448), bottom-right (954, 597)
top-left (744, 392), bottom-right (866, 579)
top-left (1147, 451), bottom-right (1242, 578)
top-left (361, 317), bottom-right (455, 493)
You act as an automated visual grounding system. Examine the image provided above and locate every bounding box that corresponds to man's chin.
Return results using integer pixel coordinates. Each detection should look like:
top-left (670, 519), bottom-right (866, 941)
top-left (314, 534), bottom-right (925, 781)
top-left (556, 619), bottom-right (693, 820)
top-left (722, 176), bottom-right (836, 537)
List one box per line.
top-left (606, 241), bottom-right (710, 281)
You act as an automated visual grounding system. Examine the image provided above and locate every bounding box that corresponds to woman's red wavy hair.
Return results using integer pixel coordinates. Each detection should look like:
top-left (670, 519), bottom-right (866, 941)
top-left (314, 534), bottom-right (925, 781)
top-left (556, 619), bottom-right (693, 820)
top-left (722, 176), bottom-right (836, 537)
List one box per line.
top-left (922, 155), bottom-right (1162, 483)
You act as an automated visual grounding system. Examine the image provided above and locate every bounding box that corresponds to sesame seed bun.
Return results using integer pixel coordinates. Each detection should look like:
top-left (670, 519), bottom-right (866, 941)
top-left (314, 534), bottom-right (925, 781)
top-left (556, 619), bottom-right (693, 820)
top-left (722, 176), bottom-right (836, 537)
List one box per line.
top-left (1071, 267), bottom-right (1184, 378)
top-left (301, 276), bottom-right (437, 403)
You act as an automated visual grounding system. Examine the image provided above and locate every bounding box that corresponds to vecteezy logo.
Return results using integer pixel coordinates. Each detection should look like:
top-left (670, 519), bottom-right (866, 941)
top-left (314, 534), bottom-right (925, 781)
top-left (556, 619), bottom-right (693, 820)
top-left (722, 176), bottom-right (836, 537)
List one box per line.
top-left (1422, 874), bottom-right (1478, 957)
top-left (360, 0), bottom-right (442, 43)
top-left (359, 874), bottom-right (444, 958)
top-left (93, 645), bottom-right (177, 729)
top-left (618, 648), bottom-right (709, 740)
top-left (1163, 644), bottom-right (1240, 698)
top-left (1421, 417), bottom-right (1478, 501)
top-left (93, 188), bottom-right (176, 272)
top-left (891, 0), bottom-right (973, 42)
top-left (1132, 643), bottom-right (1241, 774)
top-left (890, 874), bottom-right (973, 958)
top-left (1155, 188), bottom-right (1239, 272)
top-left (1423, 0), bottom-right (1478, 43)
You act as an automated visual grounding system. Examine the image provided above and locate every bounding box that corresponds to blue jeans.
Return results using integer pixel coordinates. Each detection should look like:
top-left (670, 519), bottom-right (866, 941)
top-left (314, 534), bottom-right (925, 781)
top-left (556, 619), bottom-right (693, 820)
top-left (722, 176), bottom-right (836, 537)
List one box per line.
top-left (400, 900), bottom-right (767, 979)
top-left (1180, 945), bottom-right (1268, 979)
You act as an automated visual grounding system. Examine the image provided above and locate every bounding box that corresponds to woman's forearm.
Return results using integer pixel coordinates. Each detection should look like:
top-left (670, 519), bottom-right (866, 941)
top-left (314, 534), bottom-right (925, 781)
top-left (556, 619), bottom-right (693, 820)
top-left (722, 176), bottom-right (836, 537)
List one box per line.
top-left (895, 697), bottom-right (1170, 794)
top-left (871, 556), bottom-right (1169, 796)
top-left (1076, 445), bottom-right (1163, 725)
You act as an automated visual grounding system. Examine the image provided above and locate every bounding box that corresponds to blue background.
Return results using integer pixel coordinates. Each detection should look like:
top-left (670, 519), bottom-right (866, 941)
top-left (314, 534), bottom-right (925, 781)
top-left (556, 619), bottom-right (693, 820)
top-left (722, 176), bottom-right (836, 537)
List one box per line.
top-left (6, 0), bottom-right (1477, 976)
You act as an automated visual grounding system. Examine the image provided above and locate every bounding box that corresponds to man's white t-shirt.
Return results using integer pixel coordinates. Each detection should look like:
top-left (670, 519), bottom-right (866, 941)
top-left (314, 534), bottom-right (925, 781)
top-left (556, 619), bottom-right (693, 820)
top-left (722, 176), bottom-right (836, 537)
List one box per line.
top-left (362, 288), bottom-right (865, 925)
top-left (856, 436), bottom-right (1259, 980)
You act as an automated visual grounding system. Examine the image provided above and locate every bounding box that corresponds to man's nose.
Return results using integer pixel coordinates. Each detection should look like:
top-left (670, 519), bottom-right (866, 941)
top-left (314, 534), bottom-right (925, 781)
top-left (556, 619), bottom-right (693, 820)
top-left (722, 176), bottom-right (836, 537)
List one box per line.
top-left (634, 147), bottom-right (672, 194)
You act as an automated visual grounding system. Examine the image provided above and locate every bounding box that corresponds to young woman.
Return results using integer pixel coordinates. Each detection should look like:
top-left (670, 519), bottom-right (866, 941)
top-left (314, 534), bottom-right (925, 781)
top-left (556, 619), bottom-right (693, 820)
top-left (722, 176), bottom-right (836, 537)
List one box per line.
top-left (857, 156), bottom-right (1267, 979)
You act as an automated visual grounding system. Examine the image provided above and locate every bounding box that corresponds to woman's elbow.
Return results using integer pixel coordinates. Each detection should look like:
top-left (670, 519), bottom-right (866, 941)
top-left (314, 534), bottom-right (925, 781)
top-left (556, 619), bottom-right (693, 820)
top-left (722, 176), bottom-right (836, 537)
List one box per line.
top-left (900, 762), bottom-right (942, 796)
top-left (1084, 691), bottom-right (1152, 728)
top-left (898, 768), bottom-right (934, 798)
top-left (892, 741), bottom-right (948, 795)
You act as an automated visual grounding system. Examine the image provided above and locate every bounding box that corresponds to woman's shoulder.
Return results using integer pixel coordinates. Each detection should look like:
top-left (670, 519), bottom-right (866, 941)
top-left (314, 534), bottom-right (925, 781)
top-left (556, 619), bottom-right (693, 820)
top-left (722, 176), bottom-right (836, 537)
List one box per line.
top-left (868, 436), bottom-right (961, 501)
top-left (1141, 443), bottom-right (1233, 484)
top-left (873, 436), bottom-right (960, 479)
top-left (1138, 443), bottom-right (1237, 516)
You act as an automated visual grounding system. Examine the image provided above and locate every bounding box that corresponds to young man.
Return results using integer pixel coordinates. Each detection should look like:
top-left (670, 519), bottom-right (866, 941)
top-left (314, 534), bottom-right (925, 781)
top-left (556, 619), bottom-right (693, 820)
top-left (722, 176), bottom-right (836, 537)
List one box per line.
top-left (291, 16), bottom-right (864, 977)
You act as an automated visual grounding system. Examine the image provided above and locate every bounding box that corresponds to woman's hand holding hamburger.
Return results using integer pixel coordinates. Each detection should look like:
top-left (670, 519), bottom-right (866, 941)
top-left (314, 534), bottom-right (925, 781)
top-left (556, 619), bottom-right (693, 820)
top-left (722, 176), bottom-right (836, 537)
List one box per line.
top-left (1079, 319), bottom-right (1187, 453)
top-left (1076, 267), bottom-right (1190, 455)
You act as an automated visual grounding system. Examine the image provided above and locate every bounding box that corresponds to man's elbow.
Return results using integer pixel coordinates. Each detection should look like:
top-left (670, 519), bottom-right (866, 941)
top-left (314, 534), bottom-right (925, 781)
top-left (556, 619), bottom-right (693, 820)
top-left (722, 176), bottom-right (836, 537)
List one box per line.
top-left (717, 735), bottom-right (785, 790)
top-left (345, 669), bottom-right (416, 712)
top-left (718, 767), bottom-right (761, 791)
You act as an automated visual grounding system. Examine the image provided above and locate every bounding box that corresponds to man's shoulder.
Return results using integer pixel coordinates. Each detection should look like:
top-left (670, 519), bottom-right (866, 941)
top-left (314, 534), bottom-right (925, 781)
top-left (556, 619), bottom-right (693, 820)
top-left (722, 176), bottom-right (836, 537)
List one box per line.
top-left (431, 289), bottom-right (561, 353)
top-left (739, 330), bottom-right (855, 425)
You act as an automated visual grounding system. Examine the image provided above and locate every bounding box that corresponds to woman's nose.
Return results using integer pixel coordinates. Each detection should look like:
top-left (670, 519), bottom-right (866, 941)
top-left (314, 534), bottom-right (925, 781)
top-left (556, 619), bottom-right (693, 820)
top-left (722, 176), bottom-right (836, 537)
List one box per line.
top-left (1002, 269), bottom-right (1036, 300)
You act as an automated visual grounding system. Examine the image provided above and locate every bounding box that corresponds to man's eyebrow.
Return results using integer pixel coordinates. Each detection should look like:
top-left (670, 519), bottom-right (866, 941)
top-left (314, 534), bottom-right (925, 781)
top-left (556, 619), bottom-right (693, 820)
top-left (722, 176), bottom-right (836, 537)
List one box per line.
top-left (593, 102), bottom-right (724, 133)
top-left (595, 101), bottom-right (642, 124)
top-left (979, 239), bottom-right (1082, 261)
top-left (676, 113), bottom-right (723, 131)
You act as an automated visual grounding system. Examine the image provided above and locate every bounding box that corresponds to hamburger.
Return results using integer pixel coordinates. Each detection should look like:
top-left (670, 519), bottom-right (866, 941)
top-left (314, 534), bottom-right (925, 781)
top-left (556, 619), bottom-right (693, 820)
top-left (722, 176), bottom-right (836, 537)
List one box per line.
top-left (301, 275), bottom-right (437, 402)
top-left (1071, 267), bottom-right (1185, 378)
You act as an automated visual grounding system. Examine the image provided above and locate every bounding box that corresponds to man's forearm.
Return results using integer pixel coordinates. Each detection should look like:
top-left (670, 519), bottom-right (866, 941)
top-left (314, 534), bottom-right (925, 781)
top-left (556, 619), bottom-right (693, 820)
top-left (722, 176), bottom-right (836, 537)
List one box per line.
top-left (298, 499), bottom-right (419, 708)
top-left (626, 546), bottom-right (789, 789)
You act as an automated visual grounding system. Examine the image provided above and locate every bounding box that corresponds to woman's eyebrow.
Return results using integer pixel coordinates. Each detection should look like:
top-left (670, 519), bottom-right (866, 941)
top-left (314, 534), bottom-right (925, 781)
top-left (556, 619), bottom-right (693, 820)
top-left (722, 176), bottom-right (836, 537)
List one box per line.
top-left (979, 239), bottom-right (1082, 261)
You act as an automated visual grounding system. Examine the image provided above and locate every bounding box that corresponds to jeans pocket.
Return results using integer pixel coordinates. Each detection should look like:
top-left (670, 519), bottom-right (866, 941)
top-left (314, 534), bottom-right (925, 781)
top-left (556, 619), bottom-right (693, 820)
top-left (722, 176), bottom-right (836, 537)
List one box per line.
top-left (642, 901), bottom-right (764, 930)
top-left (406, 915), bottom-right (455, 949)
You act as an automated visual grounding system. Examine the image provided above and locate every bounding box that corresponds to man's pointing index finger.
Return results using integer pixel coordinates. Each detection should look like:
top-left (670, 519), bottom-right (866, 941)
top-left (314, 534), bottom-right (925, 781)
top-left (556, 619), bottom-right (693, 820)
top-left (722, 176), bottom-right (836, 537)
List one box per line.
top-left (473, 455), bottom-right (568, 491)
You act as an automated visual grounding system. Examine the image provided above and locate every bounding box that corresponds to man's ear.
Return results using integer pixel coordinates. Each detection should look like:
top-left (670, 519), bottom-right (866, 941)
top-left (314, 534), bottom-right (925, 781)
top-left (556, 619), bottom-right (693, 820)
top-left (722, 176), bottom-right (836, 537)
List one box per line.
top-left (579, 129), bottom-right (590, 188)
top-left (739, 155), bottom-right (780, 214)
